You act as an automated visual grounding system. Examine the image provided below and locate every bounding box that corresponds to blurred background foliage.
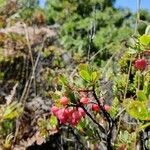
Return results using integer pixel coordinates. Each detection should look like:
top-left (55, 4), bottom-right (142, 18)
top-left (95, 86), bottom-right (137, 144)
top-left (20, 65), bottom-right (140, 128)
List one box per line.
top-left (45, 0), bottom-right (133, 66)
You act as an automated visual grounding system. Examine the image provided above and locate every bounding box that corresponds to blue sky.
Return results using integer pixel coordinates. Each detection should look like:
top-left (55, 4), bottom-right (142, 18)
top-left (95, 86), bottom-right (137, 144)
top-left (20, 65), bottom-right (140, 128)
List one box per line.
top-left (39, 0), bottom-right (45, 7)
top-left (115, 0), bottom-right (150, 12)
top-left (39, 0), bottom-right (150, 12)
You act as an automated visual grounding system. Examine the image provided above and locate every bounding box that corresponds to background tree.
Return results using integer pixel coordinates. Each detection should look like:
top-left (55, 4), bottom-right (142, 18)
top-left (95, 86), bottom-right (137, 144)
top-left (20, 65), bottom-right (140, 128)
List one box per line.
top-left (45, 0), bottom-right (133, 66)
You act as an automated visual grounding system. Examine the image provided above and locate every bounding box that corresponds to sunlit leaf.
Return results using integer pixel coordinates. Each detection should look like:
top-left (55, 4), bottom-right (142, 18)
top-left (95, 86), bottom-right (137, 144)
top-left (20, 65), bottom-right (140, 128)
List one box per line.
top-left (125, 100), bottom-right (148, 120)
top-left (79, 70), bottom-right (91, 81)
top-left (50, 115), bottom-right (58, 127)
top-left (3, 102), bottom-right (23, 120)
top-left (138, 122), bottom-right (150, 132)
top-left (139, 35), bottom-right (150, 46)
top-left (91, 71), bottom-right (98, 82)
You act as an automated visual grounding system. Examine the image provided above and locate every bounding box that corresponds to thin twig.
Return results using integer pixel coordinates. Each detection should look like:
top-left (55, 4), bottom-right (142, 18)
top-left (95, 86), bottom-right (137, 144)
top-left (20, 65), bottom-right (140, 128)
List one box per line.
top-left (81, 105), bottom-right (106, 134)
top-left (23, 23), bottom-right (36, 94)
top-left (134, 0), bottom-right (141, 34)
top-left (20, 36), bottom-right (46, 104)
top-left (14, 37), bottom-right (47, 142)
top-left (123, 58), bottom-right (132, 99)
top-left (87, 6), bottom-right (96, 61)
top-left (92, 85), bottom-right (114, 149)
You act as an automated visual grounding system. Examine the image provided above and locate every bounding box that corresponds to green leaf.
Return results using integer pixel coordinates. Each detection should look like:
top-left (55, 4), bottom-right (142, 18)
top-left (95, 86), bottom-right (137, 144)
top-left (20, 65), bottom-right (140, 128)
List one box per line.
top-left (79, 70), bottom-right (91, 81)
top-left (137, 90), bottom-right (147, 101)
top-left (50, 115), bottom-right (58, 127)
top-left (138, 122), bottom-right (150, 132)
top-left (109, 97), bottom-right (119, 117)
top-left (77, 118), bottom-right (86, 132)
top-left (66, 90), bottom-right (76, 103)
top-left (3, 102), bottom-right (23, 120)
top-left (91, 71), bottom-right (98, 82)
top-left (58, 74), bottom-right (68, 85)
top-left (139, 35), bottom-right (150, 46)
top-left (125, 100), bottom-right (148, 120)
top-left (144, 82), bottom-right (150, 98)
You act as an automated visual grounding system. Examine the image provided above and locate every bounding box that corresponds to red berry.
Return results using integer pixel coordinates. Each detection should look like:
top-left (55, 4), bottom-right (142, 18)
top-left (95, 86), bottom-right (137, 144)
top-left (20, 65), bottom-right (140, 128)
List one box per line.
top-left (60, 96), bottom-right (69, 106)
top-left (92, 104), bottom-right (100, 112)
top-left (72, 110), bottom-right (81, 120)
top-left (71, 110), bottom-right (81, 126)
top-left (134, 58), bottom-right (147, 70)
top-left (104, 104), bottom-right (110, 111)
top-left (51, 106), bottom-right (59, 115)
top-left (80, 97), bottom-right (89, 105)
top-left (56, 108), bottom-right (68, 124)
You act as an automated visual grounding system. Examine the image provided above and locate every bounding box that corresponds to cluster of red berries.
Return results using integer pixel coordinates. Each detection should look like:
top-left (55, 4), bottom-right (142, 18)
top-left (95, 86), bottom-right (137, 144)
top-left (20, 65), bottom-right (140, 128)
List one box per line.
top-left (51, 96), bottom-right (110, 126)
top-left (51, 96), bottom-right (85, 126)
top-left (51, 107), bottom-right (85, 126)
top-left (134, 58), bottom-right (147, 70)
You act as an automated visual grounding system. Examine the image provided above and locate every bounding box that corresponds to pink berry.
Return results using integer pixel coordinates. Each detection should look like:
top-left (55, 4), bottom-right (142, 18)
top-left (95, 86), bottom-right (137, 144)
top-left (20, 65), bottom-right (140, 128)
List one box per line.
top-left (71, 118), bottom-right (79, 127)
top-left (56, 108), bottom-right (69, 124)
top-left (71, 111), bottom-right (81, 126)
top-left (92, 104), bottom-right (100, 112)
top-left (134, 58), bottom-right (147, 70)
top-left (78, 108), bottom-right (86, 117)
top-left (51, 106), bottom-right (59, 115)
top-left (104, 104), bottom-right (110, 111)
top-left (80, 97), bottom-right (89, 105)
top-left (72, 110), bottom-right (81, 120)
top-left (60, 96), bottom-right (69, 106)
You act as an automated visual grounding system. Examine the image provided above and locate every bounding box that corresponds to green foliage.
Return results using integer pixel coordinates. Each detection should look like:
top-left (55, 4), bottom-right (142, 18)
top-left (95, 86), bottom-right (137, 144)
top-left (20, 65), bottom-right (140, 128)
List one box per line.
top-left (139, 35), bottom-right (150, 46)
top-left (0, 102), bottom-right (23, 142)
top-left (0, 0), bottom-right (5, 7)
top-left (124, 100), bottom-right (148, 120)
top-left (59, 74), bottom-right (69, 86)
top-left (77, 118), bottom-right (98, 140)
top-left (109, 97), bottom-right (119, 117)
top-left (136, 90), bottom-right (147, 101)
top-left (1, 102), bottom-right (23, 121)
top-left (79, 70), bottom-right (91, 82)
top-left (37, 116), bottom-right (58, 138)
top-left (45, 0), bottom-right (133, 62)
top-left (116, 131), bottom-right (136, 149)
top-left (49, 115), bottom-right (58, 127)
top-left (78, 63), bottom-right (100, 82)
top-left (1, 0), bottom-right (150, 149)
